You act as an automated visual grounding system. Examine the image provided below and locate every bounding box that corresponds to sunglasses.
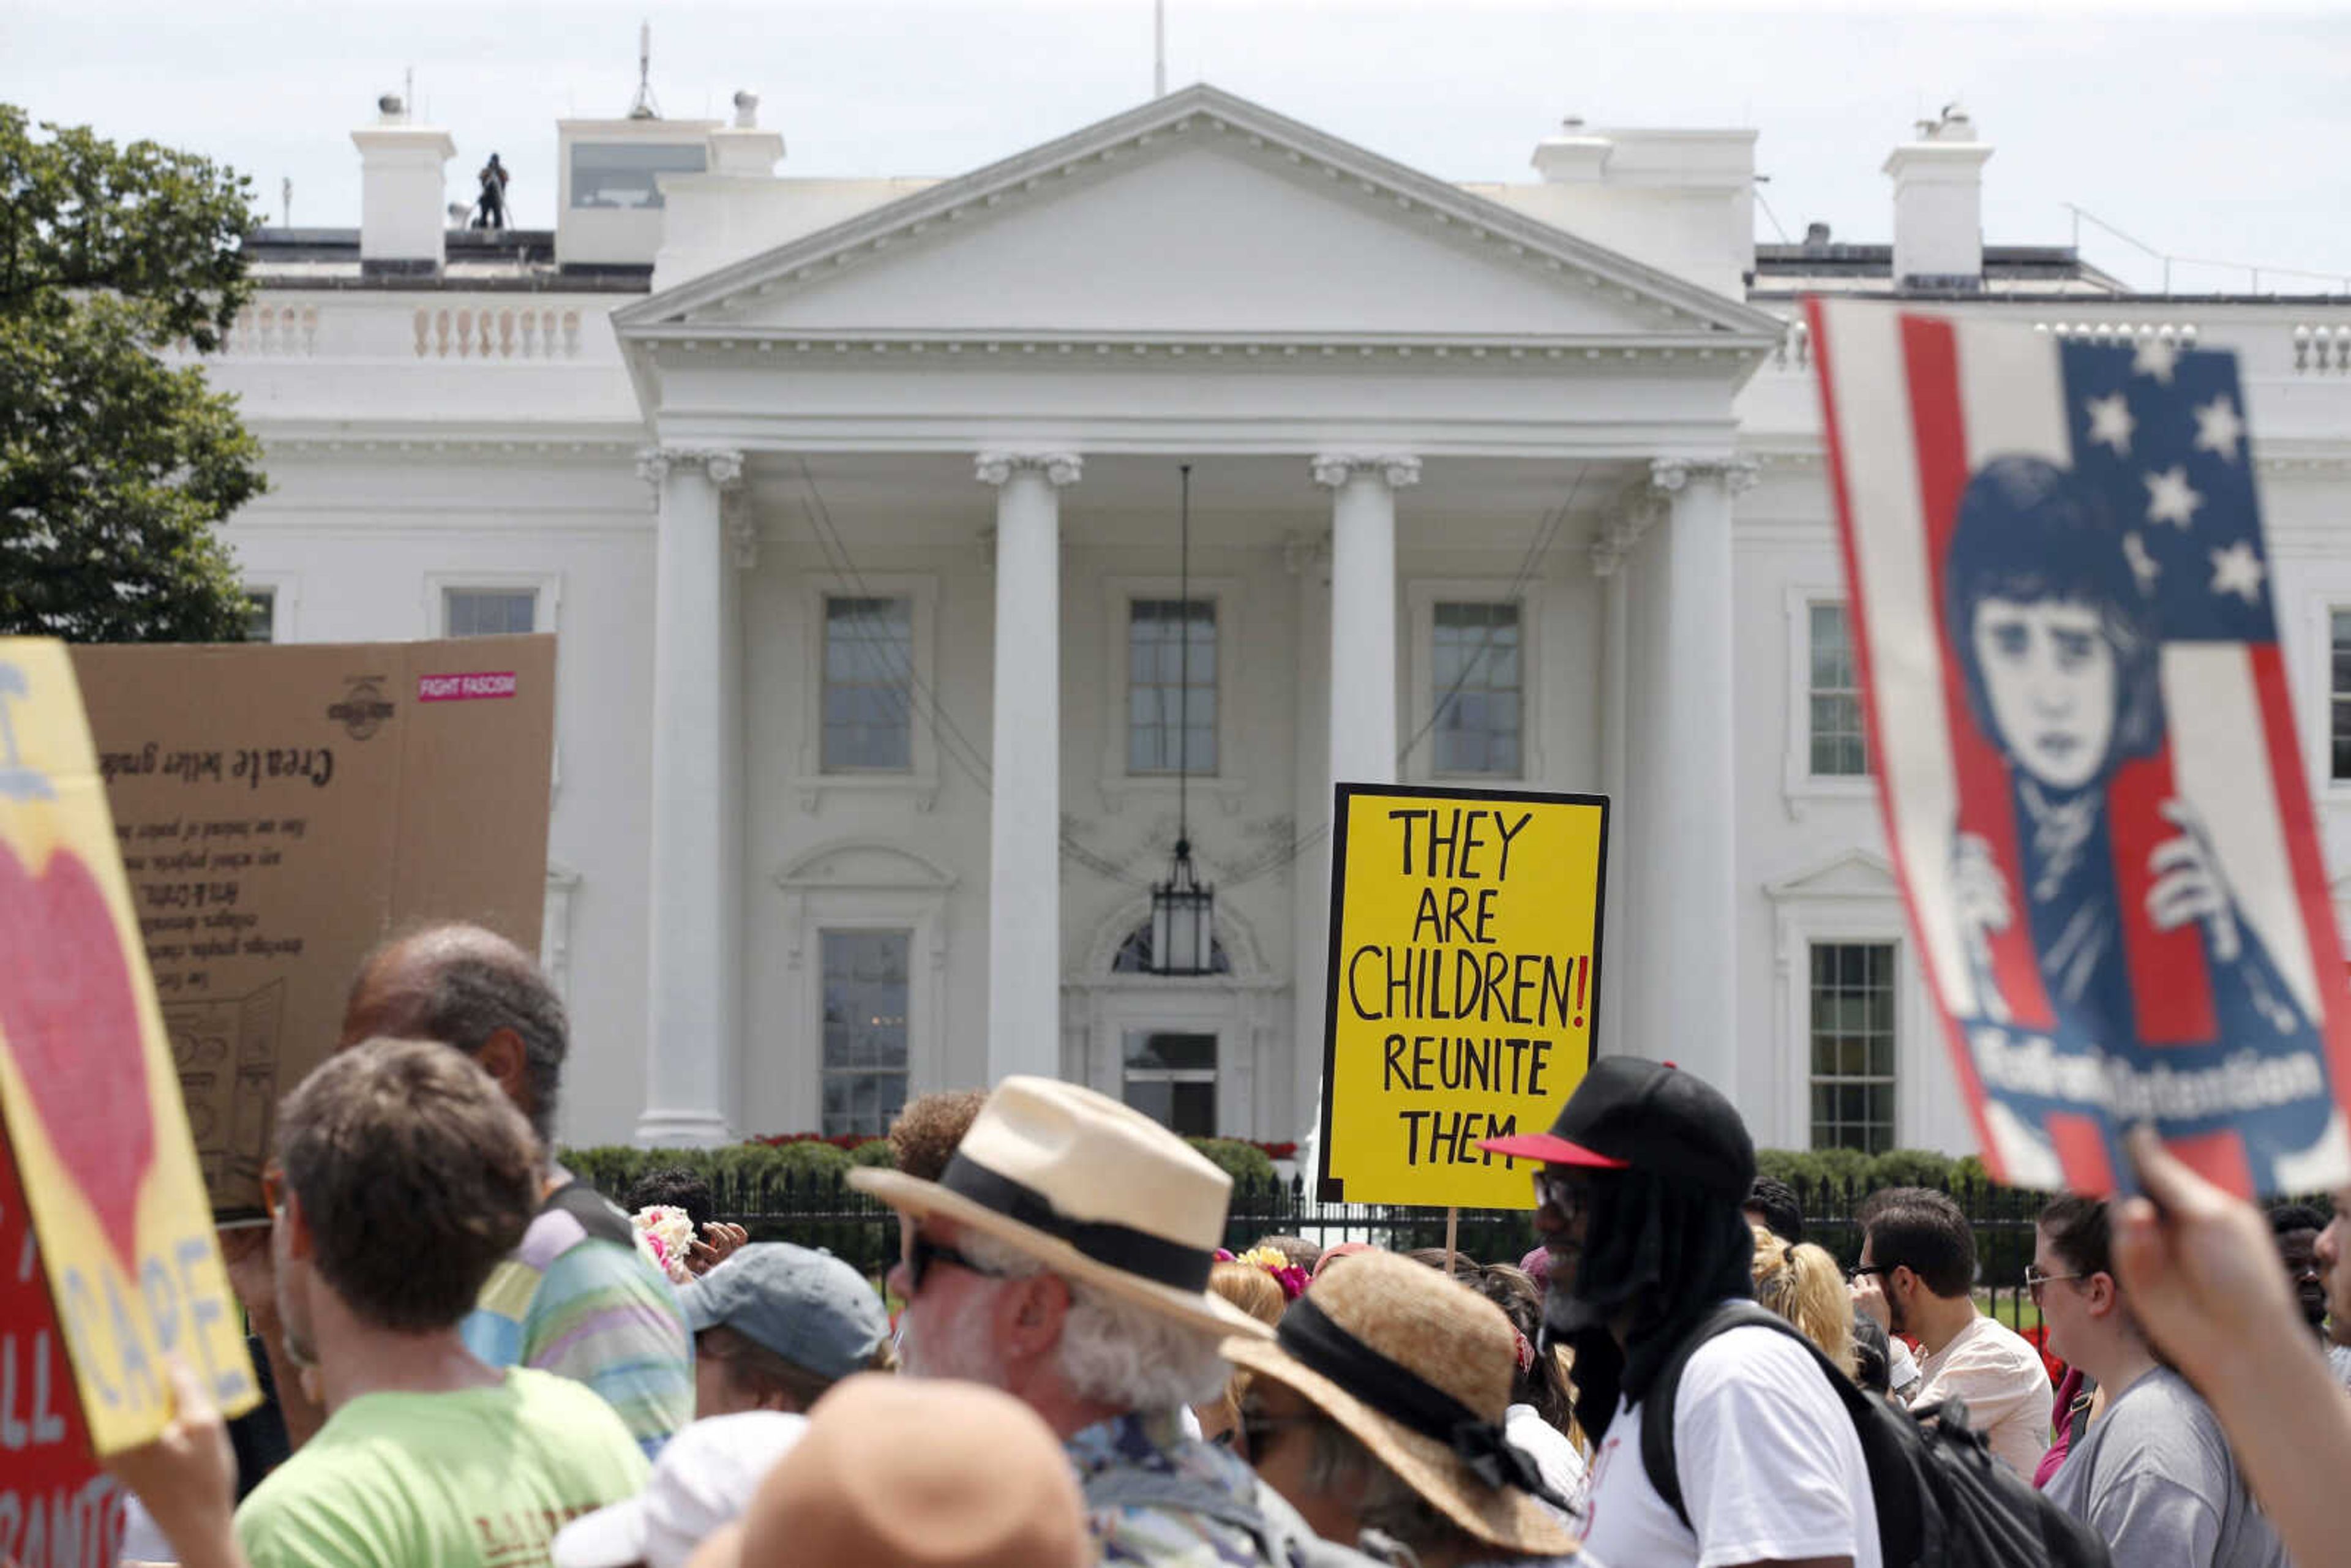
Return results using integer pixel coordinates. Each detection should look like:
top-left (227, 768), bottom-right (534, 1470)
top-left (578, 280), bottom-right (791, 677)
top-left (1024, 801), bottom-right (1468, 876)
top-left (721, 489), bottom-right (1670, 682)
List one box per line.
top-left (1237, 1408), bottom-right (1319, 1455)
top-left (904, 1233), bottom-right (1005, 1295)
top-left (1531, 1170), bottom-right (1593, 1221)
top-left (1845, 1264), bottom-right (1889, 1285)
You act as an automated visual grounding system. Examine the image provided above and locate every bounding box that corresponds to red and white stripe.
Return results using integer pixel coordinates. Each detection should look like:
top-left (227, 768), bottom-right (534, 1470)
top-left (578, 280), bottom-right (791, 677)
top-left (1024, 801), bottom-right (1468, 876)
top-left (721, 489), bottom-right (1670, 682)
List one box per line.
top-left (1810, 299), bottom-right (2351, 1188)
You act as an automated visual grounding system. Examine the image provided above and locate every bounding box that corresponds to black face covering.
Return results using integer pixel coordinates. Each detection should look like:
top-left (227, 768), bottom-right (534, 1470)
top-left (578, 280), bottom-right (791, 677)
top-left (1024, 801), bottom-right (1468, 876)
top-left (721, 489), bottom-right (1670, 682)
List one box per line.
top-left (1540, 1166), bottom-right (1758, 1439)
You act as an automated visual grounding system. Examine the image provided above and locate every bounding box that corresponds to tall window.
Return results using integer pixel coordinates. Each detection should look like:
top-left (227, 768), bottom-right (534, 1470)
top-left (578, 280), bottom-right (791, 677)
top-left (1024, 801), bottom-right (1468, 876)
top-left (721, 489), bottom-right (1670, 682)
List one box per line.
top-left (1128, 599), bottom-right (1216, 775)
top-left (822, 597), bottom-right (913, 772)
top-left (443, 587), bottom-right (538, 639)
top-left (244, 590), bottom-right (277, 644)
top-left (2331, 610), bottom-right (2351, 780)
top-left (1122, 1030), bottom-right (1217, 1138)
top-left (1809, 603), bottom-right (1868, 777)
top-left (1431, 602), bottom-right (1521, 776)
top-left (1809, 942), bottom-right (1895, 1153)
top-left (820, 929), bottom-right (910, 1138)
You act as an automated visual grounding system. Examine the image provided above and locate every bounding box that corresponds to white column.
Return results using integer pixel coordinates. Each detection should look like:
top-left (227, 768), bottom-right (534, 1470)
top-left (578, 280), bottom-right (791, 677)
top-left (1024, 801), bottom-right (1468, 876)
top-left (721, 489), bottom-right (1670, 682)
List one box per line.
top-left (1312, 454), bottom-right (1417, 789)
top-left (1645, 456), bottom-right (1756, 1093)
top-left (1590, 501), bottom-right (1652, 1064)
top-left (635, 446), bottom-right (744, 1145)
top-left (1296, 454), bottom-right (1414, 1169)
top-left (977, 451), bottom-right (1081, 1085)
top-left (1284, 532), bottom-right (1332, 1156)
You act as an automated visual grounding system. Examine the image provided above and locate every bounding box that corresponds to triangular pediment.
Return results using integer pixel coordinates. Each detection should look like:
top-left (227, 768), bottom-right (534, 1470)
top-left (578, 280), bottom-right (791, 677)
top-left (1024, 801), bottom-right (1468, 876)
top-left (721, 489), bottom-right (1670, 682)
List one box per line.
top-left (617, 85), bottom-right (1782, 348)
top-left (1765, 848), bottom-right (1899, 902)
top-left (774, 840), bottom-right (957, 893)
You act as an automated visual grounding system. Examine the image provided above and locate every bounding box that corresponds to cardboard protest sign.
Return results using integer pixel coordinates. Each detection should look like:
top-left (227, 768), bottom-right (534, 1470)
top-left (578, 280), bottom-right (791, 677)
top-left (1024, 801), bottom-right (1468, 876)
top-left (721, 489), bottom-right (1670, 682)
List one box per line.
top-left (1, 1130), bottom-right (126, 1567)
top-left (0, 640), bottom-right (259, 1458)
top-left (1811, 300), bottom-right (2351, 1198)
top-left (1316, 784), bottom-right (1607, 1206)
top-left (70, 636), bottom-right (558, 1221)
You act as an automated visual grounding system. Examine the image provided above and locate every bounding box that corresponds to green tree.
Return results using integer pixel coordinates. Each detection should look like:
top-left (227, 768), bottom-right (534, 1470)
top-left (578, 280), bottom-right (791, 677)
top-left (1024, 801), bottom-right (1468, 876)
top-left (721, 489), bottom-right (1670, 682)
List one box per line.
top-left (1, 105), bottom-right (266, 642)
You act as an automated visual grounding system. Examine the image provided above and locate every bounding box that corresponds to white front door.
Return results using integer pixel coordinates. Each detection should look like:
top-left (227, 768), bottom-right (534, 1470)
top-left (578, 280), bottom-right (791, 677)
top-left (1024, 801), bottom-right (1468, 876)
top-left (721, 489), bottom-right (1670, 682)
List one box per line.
top-left (1120, 1027), bottom-right (1221, 1138)
top-left (1086, 985), bottom-right (1253, 1139)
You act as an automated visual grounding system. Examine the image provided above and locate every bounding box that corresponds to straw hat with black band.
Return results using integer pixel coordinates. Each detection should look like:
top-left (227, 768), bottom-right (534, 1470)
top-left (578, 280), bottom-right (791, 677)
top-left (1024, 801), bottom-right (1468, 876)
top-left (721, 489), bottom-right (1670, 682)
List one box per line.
top-left (1224, 1250), bottom-right (1581, 1558)
top-left (849, 1076), bottom-right (1275, 1340)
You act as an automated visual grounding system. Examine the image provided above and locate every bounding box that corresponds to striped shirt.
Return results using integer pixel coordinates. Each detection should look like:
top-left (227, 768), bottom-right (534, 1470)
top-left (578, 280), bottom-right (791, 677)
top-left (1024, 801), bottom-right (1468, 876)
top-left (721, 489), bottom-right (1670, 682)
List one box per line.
top-left (462, 1176), bottom-right (692, 1461)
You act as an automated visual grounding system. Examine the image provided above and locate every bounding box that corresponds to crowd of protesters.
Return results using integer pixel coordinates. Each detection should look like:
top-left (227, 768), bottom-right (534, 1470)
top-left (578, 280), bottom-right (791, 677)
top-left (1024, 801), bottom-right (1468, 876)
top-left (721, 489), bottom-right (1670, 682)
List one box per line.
top-left (92, 920), bottom-right (2351, 1568)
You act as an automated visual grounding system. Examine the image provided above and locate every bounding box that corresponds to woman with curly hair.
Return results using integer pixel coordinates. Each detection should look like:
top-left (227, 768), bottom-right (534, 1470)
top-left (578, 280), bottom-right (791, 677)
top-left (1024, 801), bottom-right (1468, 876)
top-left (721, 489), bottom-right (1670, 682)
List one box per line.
top-left (1749, 1223), bottom-right (1858, 1379)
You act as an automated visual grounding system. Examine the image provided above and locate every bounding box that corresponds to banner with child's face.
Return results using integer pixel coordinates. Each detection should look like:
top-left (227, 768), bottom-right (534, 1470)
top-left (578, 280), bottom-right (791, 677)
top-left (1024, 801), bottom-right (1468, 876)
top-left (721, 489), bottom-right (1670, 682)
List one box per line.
top-left (1810, 301), bottom-right (2351, 1198)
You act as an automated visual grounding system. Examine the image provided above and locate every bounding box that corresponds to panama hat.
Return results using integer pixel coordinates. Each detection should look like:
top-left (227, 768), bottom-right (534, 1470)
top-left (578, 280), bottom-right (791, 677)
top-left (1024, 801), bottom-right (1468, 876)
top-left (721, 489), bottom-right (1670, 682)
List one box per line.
top-left (685, 1376), bottom-right (1089, 1568)
top-left (849, 1076), bottom-right (1273, 1340)
top-left (1224, 1250), bottom-right (1580, 1556)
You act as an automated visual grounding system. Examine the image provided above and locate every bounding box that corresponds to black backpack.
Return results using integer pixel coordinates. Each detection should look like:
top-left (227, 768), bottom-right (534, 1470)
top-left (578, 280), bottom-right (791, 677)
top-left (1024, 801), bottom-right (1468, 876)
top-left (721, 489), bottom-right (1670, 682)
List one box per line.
top-left (1637, 1302), bottom-right (2112, 1568)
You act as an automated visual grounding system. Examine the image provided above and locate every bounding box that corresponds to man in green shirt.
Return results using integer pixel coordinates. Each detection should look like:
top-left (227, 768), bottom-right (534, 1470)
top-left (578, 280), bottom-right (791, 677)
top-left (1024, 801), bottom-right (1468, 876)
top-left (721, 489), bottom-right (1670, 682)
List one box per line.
top-left (110, 1037), bottom-right (648, 1568)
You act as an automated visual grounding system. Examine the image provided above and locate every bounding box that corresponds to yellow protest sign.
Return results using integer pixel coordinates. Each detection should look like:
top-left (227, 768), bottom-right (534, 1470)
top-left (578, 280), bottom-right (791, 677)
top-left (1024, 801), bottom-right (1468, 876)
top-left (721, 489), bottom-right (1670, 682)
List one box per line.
top-left (1316, 784), bottom-right (1608, 1208)
top-left (0, 641), bottom-right (257, 1454)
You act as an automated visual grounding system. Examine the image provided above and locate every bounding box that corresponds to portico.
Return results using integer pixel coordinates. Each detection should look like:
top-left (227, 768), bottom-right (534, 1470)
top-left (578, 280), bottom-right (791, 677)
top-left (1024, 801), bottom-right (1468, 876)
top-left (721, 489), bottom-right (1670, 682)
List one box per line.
top-left (612, 84), bottom-right (1780, 1146)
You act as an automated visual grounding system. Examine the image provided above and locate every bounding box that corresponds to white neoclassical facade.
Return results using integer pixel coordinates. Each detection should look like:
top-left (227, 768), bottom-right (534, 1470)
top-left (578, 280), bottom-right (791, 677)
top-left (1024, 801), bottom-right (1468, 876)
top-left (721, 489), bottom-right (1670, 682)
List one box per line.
top-left (206, 84), bottom-right (2351, 1157)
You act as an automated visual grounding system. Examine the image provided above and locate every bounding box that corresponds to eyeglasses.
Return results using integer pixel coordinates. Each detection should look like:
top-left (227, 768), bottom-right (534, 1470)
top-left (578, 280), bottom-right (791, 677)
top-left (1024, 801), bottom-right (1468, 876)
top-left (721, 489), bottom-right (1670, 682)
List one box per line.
top-left (1531, 1170), bottom-right (1592, 1221)
top-left (904, 1232), bottom-right (1004, 1295)
top-left (2025, 1266), bottom-right (2087, 1302)
top-left (1846, 1264), bottom-right (1888, 1285)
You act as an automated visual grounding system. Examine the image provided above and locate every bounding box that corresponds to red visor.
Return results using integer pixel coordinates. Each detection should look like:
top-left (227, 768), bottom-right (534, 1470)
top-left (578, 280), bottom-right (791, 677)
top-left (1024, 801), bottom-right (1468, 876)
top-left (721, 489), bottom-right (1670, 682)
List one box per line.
top-left (1476, 1131), bottom-right (1631, 1169)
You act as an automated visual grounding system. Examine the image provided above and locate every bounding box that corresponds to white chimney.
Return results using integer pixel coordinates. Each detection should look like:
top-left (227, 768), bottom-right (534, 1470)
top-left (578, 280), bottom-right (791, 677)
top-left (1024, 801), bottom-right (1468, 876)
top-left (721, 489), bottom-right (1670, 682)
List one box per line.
top-left (1883, 106), bottom-right (1992, 290)
top-left (351, 94), bottom-right (456, 275)
top-left (708, 89), bottom-right (784, 177)
top-left (1513, 118), bottom-right (1757, 298)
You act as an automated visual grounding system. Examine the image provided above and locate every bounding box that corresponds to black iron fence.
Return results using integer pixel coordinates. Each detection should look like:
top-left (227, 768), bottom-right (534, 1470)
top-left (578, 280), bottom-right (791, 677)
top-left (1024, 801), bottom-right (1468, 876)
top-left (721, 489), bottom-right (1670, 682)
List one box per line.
top-left (602, 1167), bottom-right (2059, 1326)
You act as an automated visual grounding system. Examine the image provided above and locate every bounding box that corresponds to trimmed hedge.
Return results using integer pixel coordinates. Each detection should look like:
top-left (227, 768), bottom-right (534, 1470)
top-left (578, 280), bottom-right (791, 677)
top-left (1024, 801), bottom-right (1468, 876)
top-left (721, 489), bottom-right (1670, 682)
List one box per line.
top-left (1187, 1136), bottom-right (1280, 1193)
top-left (574, 1141), bottom-right (2011, 1208)
top-left (1752, 1146), bottom-right (2001, 1196)
top-left (561, 1139), bottom-right (855, 1201)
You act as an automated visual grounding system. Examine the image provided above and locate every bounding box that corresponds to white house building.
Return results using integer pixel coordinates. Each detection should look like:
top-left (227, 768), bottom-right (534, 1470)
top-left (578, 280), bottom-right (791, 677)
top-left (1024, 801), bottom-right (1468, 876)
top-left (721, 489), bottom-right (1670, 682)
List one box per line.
top-left (206, 82), bottom-right (2351, 1158)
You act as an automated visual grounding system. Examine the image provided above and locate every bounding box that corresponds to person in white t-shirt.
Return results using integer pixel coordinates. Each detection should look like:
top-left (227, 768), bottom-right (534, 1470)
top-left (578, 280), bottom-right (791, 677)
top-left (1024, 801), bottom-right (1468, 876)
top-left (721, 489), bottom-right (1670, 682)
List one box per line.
top-left (1850, 1187), bottom-right (2048, 1479)
top-left (1481, 1057), bottom-right (1880, 1568)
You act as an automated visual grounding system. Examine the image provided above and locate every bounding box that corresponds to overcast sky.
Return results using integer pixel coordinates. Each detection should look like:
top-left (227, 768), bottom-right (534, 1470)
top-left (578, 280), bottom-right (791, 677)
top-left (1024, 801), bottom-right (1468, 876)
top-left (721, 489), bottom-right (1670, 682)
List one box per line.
top-left (7, 1), bottom-right (2348, 294)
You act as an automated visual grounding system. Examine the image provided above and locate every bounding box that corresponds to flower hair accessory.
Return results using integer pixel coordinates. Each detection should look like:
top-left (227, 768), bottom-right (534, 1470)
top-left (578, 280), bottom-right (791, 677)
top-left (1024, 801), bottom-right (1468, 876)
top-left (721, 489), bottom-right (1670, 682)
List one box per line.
top-left (631, 1204), bottom-right (696, 1286)
top-left (1234, 1244), bottom-right (1311, 1302)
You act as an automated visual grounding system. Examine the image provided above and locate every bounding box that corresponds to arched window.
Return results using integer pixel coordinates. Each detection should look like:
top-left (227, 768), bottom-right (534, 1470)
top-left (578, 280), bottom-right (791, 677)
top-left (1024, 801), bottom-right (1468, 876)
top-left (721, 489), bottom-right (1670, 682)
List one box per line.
top-left (1109, 919), bottom-right (1232, 975)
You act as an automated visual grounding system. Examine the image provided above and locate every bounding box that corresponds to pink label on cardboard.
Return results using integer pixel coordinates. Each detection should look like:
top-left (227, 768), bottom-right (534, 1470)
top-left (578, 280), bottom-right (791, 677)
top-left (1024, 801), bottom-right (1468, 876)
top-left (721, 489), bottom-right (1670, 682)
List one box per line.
top-left (417, 671), bottom-right (519, 703)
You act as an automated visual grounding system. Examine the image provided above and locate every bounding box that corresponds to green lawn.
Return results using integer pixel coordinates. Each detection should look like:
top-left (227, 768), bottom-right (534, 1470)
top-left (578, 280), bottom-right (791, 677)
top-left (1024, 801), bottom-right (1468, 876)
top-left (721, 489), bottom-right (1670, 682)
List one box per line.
top-left (1982, 1291), bottom-right (2043, 1335)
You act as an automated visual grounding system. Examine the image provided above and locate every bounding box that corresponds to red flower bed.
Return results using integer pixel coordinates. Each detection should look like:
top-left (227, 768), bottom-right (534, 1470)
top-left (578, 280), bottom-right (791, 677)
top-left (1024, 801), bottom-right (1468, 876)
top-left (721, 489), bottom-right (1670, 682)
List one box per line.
top-left (2019, 1322), bottom-right (2066, 1387)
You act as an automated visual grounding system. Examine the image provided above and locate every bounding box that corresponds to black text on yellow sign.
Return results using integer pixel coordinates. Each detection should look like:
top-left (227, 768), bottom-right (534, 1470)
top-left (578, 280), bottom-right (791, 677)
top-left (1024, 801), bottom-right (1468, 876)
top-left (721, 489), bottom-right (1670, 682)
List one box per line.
top-left (1316, 784), bottom-right (1608, 1207)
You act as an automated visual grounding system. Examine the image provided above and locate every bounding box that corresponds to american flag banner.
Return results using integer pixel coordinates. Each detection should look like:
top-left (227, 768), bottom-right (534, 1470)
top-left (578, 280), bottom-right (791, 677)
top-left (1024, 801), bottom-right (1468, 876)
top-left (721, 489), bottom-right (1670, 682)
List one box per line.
top-left (1810, 300), bottom-right (2351, 1198)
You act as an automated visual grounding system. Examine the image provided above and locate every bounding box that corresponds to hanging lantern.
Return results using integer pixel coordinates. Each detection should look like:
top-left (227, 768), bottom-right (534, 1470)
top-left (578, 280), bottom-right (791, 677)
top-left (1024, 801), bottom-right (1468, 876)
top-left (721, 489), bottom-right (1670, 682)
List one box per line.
top-left (1149, 838), bottom-right (1216, 977)
top-left (1147, 463), bottom-right (1216, 977)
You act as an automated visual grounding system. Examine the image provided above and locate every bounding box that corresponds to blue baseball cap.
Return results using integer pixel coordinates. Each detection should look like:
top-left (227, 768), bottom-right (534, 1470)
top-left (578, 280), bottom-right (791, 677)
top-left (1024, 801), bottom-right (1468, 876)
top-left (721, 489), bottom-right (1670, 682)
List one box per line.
top-left (679, 1243), bottom-right (890, 1381)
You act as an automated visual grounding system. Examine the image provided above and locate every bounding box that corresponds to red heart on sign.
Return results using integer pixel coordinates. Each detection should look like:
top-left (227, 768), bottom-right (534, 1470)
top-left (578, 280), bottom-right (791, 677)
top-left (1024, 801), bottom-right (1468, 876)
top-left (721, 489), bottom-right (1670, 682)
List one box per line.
top-left (0, 839), bottom-right (155, 1280)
